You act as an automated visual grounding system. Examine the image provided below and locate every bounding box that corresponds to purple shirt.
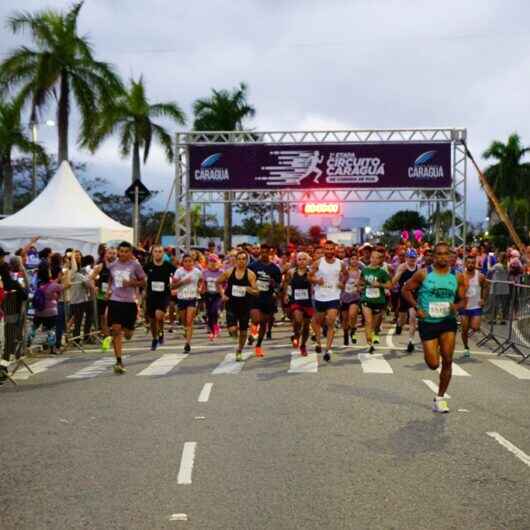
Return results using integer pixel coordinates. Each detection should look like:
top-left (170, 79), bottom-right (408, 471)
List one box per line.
top-left (35, 281), bottom-right (64, 318)
top-left (108, 259), bottom-right (145, 303)
top-left (202, 269), bottom-right (223, 294)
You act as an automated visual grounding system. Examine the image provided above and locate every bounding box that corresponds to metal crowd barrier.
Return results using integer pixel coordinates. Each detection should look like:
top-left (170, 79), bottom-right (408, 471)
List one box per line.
top-left (479, 278), bottom-right (530, 363)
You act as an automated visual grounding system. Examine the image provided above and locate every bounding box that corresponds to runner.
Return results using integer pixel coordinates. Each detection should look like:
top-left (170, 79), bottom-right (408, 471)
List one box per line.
top-left (106, 241), bottom-right (146, 374)
top-left (340, 253), bottom-right (361, 346)
top-left (201, 254), bottom-right (224, 340)
top-left (359, 248), bottom-right (392, 354)
top-left (402, 242), bottom-right (466, 413)
top-left (92, 246), bottom-right (116, 352)
top-left (311, 240), bottom-right (345, 362)
top-left (172, 254), bottom-right (203, 353)
top-left (248, 244), bottom-right (282, 357)
top-left (460, 255), bottom-right (488, 358)
top-left (216, 251), bottom-right (259, 361)
top-left (283, 252), bottom-right (314, 356)
top-left (392, 248), bottom-right (419, 353)
top-left (143, 245), bottom-right (176, 351)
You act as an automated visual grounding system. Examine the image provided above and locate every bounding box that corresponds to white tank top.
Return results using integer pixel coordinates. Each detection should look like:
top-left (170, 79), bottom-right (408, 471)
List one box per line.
top-left (314, 258), bottom-right (342, 302)
top-left (465, 270), bottom-right (481, 309)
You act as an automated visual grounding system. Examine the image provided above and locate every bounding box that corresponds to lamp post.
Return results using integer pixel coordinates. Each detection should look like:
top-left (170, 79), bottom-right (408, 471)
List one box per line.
top-left (30, 119), bottom-right (55, 199)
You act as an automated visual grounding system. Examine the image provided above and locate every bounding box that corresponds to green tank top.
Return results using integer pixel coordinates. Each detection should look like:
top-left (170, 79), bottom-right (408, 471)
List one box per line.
top-left (418, 269), bottom-right (458, 323)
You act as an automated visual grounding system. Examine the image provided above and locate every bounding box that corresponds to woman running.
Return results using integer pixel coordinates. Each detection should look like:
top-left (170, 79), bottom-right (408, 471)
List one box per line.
top-left (201, 254), bottom-right (224, 340)
top-left (340, 254), bottom-right (362, 346)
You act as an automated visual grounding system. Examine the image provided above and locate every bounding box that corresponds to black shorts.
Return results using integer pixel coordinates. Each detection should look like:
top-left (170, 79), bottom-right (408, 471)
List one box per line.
top-left (177, 299), bottom-right (197, 311)
top-left (146, 295), bottom-right (169, 317)
top-left (251, 296), bottom-right (275, 315)
top-left (361, 302), bottom-right (386, 315)
top-left (340, 300), bottom-right (360, 312)
top-left (226, 305), bottom-right (250, 331)
top-left (418, 318), bottom-right (457, 341)
top-left (314, 300), bottom-right (340, 313)
top-left (97, 299), bottom-right (108, 319)
top-left (108, 301), bottom-right (137, 330)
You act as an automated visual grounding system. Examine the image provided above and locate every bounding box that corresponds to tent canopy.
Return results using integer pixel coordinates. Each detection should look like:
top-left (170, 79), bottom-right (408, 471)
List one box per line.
top-left (0, 161), bottom-right (133, 255)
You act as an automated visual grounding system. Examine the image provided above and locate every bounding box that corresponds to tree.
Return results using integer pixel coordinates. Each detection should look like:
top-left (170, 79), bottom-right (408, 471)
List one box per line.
top-left (192, 82), bottom-right (256, 252)
top-left (308, 225), bottom-right (324, 243)
top-left (257, 224), bottom-right (303, 247)
top-left (0, 98), bottom-right (46, 213)
top-left (0, 2), bottom-right (123, 162)
top-left (236, 192), bottom-right (274, 226)
top-left (382, 210), bottom-right (427, 232)
top-left (84, 76), bottom-right (186, 242)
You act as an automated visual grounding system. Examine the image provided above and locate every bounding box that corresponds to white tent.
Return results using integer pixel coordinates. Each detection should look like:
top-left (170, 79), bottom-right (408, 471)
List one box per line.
top-left (0, 161), bottom-right (133, 255)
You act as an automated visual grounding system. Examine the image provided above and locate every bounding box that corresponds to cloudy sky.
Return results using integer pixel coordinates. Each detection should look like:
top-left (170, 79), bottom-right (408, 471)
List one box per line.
top-left (2, 0), bottom-right (530, 230)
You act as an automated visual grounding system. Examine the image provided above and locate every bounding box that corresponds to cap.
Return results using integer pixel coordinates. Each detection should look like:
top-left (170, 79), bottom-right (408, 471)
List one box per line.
top-left (0, 247), bottom-right (10, 257)
top-left (405, 249), bottom-right (418, 258)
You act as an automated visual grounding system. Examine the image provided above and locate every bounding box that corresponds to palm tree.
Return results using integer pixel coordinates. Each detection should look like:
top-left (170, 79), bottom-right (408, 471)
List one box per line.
top-left (84, 77), bottom-right (186, 243)
top-left (193, 82), bottom-right (255, 252)
top-left (0, 1), bottom-right (123, 162)
top-left (0, 98), bottom-right (46, 214)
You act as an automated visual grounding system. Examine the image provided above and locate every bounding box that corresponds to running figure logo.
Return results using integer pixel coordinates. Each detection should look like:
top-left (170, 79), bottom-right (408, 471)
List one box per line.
top-left (259, 150), bottom-right (324, 186)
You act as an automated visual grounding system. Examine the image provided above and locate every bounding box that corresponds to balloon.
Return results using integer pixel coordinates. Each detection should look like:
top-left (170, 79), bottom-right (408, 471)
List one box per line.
top-left (414, 229), bottom-right (423, 242)
top-left (401, 230), bottom-right (409, 241)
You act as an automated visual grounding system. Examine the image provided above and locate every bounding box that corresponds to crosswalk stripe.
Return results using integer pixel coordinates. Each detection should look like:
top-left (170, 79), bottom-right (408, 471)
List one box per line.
top-left (288, 351), bottom-right (318, 373)
top-left (67, 357), bottom-right (116, 379)
top-left (13, 357), bottom-right (70, 380)
top-left (437, 362), bottom-right (471, 377)
top-left (488, 359), bottom-right (530, 380)
top-left (137, 354), bottom-right (188, 376)
top-left (422, 379), bottom-right (450, 398)
top-left (212, 351), bottom-right (253, 374)
top-left (358, 353), bottom-right (393, 374)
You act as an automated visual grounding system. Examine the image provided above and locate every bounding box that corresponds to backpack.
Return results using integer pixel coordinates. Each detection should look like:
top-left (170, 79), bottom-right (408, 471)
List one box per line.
top-left (33, 286), bottom-right (46, 312)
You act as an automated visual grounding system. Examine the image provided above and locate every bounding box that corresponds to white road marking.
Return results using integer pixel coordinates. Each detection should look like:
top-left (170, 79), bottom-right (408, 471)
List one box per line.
top-left (422, 379), bottom-right (450, 398)
top-left (169, 513), bottom-right (188, 521)
top-left (437, 362), bottom-right (471, 377)
top-left (487, 432), bottom-right (530, 468)
top-left (198, 382), bottom-right (213, 402)
top-left (12, 357), bottom-right (70, 380)
top-left (358, 353), bottom-right (393, 374)
top-left (489, 359), bottom-right (530, 380)
top-left (212, 350), bottom-right (252, 374)
top-left (386, 327), bottom-right (396, 350)
top-left (288, 350), bottom-right (318, 373)
top-left (177, 442), bottom-right (197, 485)
top-left (67, 357), bottom-right (116, 379)
top-left (136, 354), bottom-right (188, 376)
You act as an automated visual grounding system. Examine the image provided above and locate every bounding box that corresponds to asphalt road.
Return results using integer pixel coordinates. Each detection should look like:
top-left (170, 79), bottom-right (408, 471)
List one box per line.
top-left (1, 321), bottom-right (529, 530)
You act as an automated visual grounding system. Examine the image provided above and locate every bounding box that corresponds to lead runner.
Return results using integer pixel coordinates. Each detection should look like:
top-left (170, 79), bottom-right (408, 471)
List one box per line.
top-left (402, 242), bottom-right (466, 413)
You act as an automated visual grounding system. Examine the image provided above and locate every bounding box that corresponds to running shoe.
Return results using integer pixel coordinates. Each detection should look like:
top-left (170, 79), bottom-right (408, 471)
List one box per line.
top-left (208, 332), bottom-right (214, 341)
top-left (323, 350), bottom-right (331, 362)
top-left (432, 397), bottom-right (449, 413)
top-left (368, 345), bottom-right (375, 354)
top-left (463, 348), bottom-right (471, 359)
top-left (395, 325), bottom-right (402, 335)
top-left (343, 333), bottom-right (349, 346)
top-left (350, 332), bottom-right (357, 345)
top-left (113, 364), bottom-right (126, 374)
top-left (255, 346), bottom-right (264, 357)
top-left (101, 336), bottom-right (112, 352)
top-left (373, 334), bottom-right (380, 344)
top-left (300, 345), bottom-right (308, 357)
top-left (315, 344), bottom-right (322, 354)
top-left (291, 334), bottom-right (299, 348)
top-left (214, 324), bottom-right (221, 338)
top-left (235, 351), bottom-right (243, 362)
top-left (184, 343), bottom-right (191, 353)
top-left (158, 333), bottom-right (164, 346)
top-left (406, 341), bottom-right (414, 353)
top-left (151, 339), bottom-right (158, 351)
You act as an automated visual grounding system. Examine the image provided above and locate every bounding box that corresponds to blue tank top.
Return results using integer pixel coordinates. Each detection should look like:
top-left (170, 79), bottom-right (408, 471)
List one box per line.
top-left (418, 269), bottom-right (458, 323)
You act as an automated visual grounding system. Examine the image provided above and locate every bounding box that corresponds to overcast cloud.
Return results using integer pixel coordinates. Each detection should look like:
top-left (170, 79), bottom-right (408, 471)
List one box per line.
top-left (2, 0), bottom-right (530, 229)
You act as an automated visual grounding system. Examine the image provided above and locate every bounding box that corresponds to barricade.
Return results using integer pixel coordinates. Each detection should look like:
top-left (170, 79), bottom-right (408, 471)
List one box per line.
top-left (480, 278), bottom-right (530, 363)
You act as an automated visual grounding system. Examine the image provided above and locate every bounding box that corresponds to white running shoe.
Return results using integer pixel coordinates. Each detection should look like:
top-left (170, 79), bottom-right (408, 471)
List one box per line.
top-left (432, 397), bottom-right (449, 413)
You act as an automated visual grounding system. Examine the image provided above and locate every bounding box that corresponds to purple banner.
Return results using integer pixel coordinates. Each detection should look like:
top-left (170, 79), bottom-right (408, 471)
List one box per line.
top-left (188, 142), bottom-right (452, 190)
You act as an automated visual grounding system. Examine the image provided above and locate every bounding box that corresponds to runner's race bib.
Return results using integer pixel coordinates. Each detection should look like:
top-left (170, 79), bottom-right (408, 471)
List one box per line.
top-left (467, 285), bottom-right (477, 297)
top-left (207, 279), bottom-right (217, 293)
top-left (113, 271), bottom-right (130, 288)
top-left (294, 289), bottom-right (309, 301)
top-left (101, 282), bottom-right (109, 292)
top-left (287, 286), bottom-right (292, 296)
top-left (429, 301), bottom-right (450, 318)
top-left (345, 282), bottom-right (357, 294)
top-left (257, 279), bottom-right (270, 292)
top-left (151, 281), bottom-right (165, 293)
top-left (180, 285), bottom-right (197, 299)
top-left (365, 287), bottom-right (380, 299)
top-left (232, 285), bottom-right (247, 298)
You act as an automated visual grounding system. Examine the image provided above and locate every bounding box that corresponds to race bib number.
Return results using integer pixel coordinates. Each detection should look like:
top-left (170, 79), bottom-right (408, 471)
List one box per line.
top-left (429, 301), bottom-right (450, 318)
top-left (287, 286), bottom-right (292, 296)
top-left (207, 279), bottom-right (217, 293)
top-left (180, 286), bottom-right (197, 299)
top-left (345, 283), bottom-right (357, 294)
top-left (232, 285), bottom-right (247, 298)
top-left (113, 271), bottom-right (130, 288)
top-left (467, 286), bottom-right (477, 297)
top-left (294, 289), bottom-right (309, 301)
top-left (151, 281), bottom-right (165, 293)
top-left (101, 282), bottom-right (109, 292)
top-left (257, 279), bottom-right (270, 292)
top-left (365, 287), bottom-right (380, 299)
